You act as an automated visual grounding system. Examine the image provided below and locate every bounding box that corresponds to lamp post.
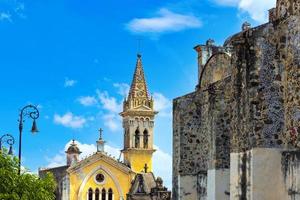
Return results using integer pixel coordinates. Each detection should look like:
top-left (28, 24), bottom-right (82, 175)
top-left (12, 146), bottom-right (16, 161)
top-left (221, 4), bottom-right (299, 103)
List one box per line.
top-left (18, 105), bottom-right (39, 175)
top-left (0, 134), bottom-right (15, 155)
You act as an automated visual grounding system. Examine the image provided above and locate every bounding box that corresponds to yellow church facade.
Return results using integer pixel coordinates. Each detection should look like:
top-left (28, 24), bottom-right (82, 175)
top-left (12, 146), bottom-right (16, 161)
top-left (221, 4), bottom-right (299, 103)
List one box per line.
top-left (39, 54), bottom-right (171, 200)
top-left (67, 150), bottom-right (134, 200)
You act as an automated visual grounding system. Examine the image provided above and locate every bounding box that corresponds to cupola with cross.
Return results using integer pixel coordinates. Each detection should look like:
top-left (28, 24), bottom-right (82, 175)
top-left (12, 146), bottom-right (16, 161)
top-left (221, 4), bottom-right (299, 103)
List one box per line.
top-left (120, 54), bottom-right (157, 173)
top-left (66, 139), bottom-right (81, 166)
top-left (96, 128), bottom-right (105, 152)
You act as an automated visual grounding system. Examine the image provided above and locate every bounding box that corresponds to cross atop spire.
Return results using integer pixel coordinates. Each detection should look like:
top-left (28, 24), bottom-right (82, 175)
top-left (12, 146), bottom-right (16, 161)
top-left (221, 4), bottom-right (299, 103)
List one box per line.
top-left (121, 54), bottom-right (155, 112)
top-left (98, 128), bottom-right (103, 140)
top-left (128, 54), bottom-right (149, 100)
top-left (96, 128), bottom-right (105, 152)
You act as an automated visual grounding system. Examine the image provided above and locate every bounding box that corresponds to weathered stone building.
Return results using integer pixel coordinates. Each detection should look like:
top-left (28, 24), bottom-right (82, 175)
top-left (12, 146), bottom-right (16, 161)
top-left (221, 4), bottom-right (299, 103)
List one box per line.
top-left (173, 0), bottom-right (300, 199)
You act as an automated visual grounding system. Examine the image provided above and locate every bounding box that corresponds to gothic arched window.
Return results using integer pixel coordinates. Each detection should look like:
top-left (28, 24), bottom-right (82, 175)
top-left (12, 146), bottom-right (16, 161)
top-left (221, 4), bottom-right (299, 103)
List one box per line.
top-left (143, 129), bottom-right (149, 148)
top-left (108, 188), bottom-right (113, 200)
top-left (95, 188), bottom-right (100, 200)
top-left (88, 188), bottom-right (93, 200)
top-left (137, 175), bottom-right (145, 193)
top-left (135, 128), bottom-right (140, 148)
top-left (102, 188), bottom-right (106, 200)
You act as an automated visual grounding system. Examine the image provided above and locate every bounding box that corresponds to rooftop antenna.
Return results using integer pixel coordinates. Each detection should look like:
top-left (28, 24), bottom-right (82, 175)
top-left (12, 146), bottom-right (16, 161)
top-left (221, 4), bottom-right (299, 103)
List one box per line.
top-left (72, 132), bottom-right (75, 142)
top-left (137, 38), bottom-right (142, 56)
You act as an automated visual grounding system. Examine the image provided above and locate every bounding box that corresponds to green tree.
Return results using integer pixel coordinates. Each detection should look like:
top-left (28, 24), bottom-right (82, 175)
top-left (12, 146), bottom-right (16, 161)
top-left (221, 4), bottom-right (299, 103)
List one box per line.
top-left (0, 150), bottom-right (56, 200)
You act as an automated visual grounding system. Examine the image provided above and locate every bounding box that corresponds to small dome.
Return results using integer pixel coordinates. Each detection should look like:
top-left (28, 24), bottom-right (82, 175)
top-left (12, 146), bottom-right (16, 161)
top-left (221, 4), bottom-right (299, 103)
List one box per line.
top-left (66, 140), bottom-right (81, 154)
top-left (156, 177), bottom-right (163, 187)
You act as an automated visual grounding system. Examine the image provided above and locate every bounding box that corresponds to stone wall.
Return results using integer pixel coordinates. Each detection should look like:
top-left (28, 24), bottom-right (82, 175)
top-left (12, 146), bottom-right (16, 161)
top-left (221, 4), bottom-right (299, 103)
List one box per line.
top-left (173, 61), bottom-right (232, 199)
top-left (173, 0), bottom-right (300, 199)
top-left (276, 0), bottom-right (300, 18)
top-left (282, 151), bottom-right (300, 198)
top-left (39, 166), bottom-right (69, 200)
top-left (281, 16), bottom-right (300, 148)
top-left (229, 22), bottom-right (286, 152)
top-left (173, 91), bottom-right (209, 199)
top-left (227, 3), bottom-right (300, 151)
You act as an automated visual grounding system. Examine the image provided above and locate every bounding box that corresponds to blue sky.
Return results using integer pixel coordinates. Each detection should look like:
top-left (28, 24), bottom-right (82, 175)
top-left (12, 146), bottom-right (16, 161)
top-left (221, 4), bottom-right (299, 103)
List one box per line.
top-left (0, 0), bottom-right (275, 188)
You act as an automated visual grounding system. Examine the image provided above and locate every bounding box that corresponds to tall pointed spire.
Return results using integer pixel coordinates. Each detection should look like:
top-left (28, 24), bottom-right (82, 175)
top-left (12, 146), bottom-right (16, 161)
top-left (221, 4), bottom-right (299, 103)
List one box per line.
top-left (128, 54), bottom-right (149, 100)
top-left (120, 53), bottom-right (157, 173)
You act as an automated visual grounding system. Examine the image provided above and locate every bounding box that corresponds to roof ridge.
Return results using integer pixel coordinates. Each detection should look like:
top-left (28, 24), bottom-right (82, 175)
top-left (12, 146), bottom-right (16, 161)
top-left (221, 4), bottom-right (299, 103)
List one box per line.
top-left (68, 151), bottom-right (131, 172)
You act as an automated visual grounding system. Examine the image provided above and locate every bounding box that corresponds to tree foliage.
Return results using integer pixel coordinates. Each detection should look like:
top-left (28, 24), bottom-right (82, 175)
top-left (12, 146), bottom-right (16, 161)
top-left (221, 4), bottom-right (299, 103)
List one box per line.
top-left (0, 150), bottom-right (56, 200)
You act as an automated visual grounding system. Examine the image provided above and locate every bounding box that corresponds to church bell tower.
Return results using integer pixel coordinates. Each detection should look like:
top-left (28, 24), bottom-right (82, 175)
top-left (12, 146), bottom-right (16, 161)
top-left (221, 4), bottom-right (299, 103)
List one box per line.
top-left (120, 54), bottom-right (157, 173)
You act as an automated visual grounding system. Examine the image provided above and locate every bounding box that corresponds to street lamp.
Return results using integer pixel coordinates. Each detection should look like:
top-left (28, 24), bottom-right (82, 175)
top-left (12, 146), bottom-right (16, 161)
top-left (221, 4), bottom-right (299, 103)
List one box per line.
top-left (18, 104), bottom-right (39, 174)
top-left (0, 134), bottom-right (15, 155)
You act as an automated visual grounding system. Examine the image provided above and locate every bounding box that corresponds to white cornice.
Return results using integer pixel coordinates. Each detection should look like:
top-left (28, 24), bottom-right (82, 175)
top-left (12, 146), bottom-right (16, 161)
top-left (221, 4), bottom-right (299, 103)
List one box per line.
top-left (67, 152), bottom-right (133, 174)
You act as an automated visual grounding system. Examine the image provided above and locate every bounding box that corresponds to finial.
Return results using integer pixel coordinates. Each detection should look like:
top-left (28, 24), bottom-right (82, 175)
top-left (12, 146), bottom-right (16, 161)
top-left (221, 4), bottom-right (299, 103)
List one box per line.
top-left (206, 39), bottom-right (215, 46)
top-left (137, 38), bottom-right (142, 57)
top-left (242, 21), bottom-right (251, 31)
top-left (72, 139), bottom-right (75, 144)
top-left (98, 128), bottom-right (103, 140)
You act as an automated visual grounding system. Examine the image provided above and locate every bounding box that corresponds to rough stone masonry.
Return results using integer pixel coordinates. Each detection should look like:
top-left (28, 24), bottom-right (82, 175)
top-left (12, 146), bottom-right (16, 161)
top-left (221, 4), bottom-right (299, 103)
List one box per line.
top-left (173, 0), bottom-right (300, 199)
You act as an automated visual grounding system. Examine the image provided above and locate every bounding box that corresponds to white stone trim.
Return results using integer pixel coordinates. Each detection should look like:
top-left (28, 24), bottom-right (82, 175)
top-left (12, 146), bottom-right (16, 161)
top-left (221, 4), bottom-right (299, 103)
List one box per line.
top-left (207, 169), bottom-right (230, 200)
top-left (78, 165), bottom-right (124, 200)
top-left (62, 175), bottom-right (70, 200)
top-left (68, 153), bottom-right (131, 175)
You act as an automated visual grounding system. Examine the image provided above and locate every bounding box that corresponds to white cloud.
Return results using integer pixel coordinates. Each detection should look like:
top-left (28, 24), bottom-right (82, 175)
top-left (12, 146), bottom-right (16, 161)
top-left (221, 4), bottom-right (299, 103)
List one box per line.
top-left (46, 141), bottom-right (121, 168)
top-left (214, 0), bottom-right (276, 22)
top-left (46, 151), bottom-right (66, 168)
top-left (0, 12), bottom-right (12, 22)
top-left (103, 77), bottom-right (111, 82)
top-left (214, 0), bottom-right (239, 6)
top-left (54, 112), bottom-right (87, 129)
top-left (238, 0), bottom-right (276, 22)
top-left (77, 96), bottom-right (97, 106)
top-left (97, 90), bottom-right (122, 113)
top-left (105, 145), bottom-right (122, 160)
top-left (96, 90), bottom-right (123, 132)
top-left (76, 87), bottom-right (126, 132)
top-left (113, 83), bottom-right (130, 98)
top-left (46, 141), bottom-right (172, 189)
top-left (126, 8), bottom-right (201, 34)
top-left (153, 92), bottom-right (172, 117)
top-left (71, 141), bottom-right (96, 159)
top-left (64, 78), bottom-right (77, 87)
top-left (153, 146), bottom-right (172, 189)
top-left (0, 1), bottom-right (26, 22)
top-left (103, 113), bottom-right (121, 132)
top-left (14, 2), bottom-right (26, 19)
top-left (94, 58), bottom-right (100, 64)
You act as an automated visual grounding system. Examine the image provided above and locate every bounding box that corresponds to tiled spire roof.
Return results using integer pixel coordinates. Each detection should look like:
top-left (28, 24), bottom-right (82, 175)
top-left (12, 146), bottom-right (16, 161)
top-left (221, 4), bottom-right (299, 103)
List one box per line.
top-left (66, 140), bottom-right (81, 154)
top-left (128, 54), bottom-right (149, 100)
